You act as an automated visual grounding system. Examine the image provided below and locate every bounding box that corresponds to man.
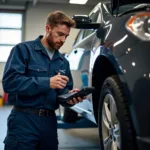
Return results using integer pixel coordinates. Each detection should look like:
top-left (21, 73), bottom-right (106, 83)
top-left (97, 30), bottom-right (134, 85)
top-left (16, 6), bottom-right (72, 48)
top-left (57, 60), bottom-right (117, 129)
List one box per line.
top-left (2, 11), bottom-right (84, 150)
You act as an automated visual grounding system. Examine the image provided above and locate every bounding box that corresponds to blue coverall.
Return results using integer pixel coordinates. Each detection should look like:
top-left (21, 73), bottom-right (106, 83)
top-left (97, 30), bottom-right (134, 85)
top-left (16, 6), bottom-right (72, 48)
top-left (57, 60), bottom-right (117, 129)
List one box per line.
top-left (2, 36), bottom-right (73, 150)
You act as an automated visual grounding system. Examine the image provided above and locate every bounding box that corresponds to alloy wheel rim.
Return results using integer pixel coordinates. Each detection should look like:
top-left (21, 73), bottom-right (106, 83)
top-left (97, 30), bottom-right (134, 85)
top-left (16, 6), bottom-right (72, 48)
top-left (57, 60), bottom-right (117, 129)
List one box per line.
top-left (102, 94), bottom-right (121, 150)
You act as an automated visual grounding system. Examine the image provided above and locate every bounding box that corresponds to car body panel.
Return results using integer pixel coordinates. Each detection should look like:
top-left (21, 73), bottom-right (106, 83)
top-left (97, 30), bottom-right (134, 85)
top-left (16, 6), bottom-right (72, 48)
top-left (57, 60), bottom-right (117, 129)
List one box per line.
top-left (111, 0), bottom-right (150, 11)
top-left (67, 2), bottom-right (150, 149)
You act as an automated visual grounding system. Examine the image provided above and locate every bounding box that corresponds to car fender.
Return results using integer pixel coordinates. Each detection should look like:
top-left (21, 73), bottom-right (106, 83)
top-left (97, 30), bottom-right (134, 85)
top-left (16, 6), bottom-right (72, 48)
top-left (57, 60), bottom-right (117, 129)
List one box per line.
top-left (91, 46), bottom-right (132, 122)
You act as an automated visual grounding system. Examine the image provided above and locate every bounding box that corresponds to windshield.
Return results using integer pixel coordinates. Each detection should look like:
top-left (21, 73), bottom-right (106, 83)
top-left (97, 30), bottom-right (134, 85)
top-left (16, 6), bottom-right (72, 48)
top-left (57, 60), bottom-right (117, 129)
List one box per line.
top-left (106, 3), bottom-right (149, 14)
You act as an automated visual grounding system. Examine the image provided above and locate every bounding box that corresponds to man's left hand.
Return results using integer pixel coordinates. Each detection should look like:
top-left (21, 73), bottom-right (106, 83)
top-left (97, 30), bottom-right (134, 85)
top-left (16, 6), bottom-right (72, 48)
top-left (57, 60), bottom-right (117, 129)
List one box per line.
top-left (67, 88), bottom-right (86, 105)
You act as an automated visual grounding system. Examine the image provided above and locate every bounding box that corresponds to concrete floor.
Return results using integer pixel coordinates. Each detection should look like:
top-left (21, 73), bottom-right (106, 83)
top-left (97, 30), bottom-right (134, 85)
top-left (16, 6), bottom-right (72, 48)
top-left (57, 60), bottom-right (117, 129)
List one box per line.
top-left (0, 106), bottom-right (100, 150)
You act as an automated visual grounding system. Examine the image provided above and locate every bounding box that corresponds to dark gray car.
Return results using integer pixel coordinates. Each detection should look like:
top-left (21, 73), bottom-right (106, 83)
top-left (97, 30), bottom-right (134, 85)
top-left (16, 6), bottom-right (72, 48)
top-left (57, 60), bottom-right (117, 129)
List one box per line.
top-left (63, 0), bottom-right (150, 150)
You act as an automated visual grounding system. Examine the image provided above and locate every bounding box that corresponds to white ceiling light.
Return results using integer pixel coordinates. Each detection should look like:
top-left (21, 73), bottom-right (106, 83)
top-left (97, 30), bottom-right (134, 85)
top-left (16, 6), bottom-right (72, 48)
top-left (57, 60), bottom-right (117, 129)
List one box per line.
top-left (69, 0), bottom-right (88, 4)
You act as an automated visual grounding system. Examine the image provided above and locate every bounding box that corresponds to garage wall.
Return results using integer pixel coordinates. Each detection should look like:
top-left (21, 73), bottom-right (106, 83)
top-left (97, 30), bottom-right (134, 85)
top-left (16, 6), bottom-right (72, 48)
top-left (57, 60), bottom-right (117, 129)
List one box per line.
top-left (0, 3), bottom-right (93, 95)
top-left (25, 3), bottom-right (93, 53)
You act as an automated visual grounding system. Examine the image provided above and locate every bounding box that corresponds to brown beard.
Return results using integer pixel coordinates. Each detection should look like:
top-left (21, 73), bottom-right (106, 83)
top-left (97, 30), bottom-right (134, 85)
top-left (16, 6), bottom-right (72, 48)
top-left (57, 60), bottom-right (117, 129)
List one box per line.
top-left (46, 32), bottom-right (57, 50)
top-left (46, 32), bottom-right (63, 50)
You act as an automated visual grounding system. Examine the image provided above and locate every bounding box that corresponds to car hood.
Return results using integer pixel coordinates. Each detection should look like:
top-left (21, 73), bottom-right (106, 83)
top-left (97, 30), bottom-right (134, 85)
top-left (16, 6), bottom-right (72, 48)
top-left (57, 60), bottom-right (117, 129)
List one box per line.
top-left (112, 0), bottom-right (150, 11)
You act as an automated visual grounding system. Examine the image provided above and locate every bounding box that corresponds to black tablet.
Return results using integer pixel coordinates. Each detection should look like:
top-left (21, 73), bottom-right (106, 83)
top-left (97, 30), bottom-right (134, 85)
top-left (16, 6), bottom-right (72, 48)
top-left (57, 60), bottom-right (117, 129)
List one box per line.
top-left (58, 87), bottom-right (95, 102)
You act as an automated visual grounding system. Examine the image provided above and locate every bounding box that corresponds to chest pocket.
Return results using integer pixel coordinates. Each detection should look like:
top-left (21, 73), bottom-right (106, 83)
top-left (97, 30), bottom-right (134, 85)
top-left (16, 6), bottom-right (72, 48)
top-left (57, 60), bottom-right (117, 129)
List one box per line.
top-left (54, 63), bottom-right (67, 76)
top-left (27, 65), bottom-right (48, 77)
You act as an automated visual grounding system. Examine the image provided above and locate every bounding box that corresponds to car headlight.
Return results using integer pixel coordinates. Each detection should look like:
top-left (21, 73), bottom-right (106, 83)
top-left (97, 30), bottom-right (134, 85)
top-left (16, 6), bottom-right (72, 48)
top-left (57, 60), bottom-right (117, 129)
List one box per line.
top-left (126, 12), bottom-right (150, 41)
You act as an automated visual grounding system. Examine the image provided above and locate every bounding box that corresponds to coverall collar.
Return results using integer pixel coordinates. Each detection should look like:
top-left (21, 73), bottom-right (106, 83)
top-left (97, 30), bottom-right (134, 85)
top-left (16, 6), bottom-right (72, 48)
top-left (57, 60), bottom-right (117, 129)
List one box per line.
top-left (34, 35), bottom-right (63, 60)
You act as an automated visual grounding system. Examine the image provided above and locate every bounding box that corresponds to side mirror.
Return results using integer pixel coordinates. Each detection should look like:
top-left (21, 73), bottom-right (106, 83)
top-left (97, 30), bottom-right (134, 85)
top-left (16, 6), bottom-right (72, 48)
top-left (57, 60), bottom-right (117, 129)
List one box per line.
top-left (72, 15), bottom-right (92, 24)
top-left (72, 15), bottom-right (101, 29)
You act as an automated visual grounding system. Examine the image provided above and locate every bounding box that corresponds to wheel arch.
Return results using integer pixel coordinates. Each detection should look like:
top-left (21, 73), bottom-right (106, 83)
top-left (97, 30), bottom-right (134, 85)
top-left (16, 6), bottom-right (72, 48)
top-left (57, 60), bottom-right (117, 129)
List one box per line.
top-left (92, 54), bottom-right (122, 123)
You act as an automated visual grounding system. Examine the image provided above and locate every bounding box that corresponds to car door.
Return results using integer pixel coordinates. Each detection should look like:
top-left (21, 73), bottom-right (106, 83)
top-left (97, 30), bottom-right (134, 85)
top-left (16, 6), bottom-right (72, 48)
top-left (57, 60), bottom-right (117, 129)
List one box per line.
top-left (67, 5), bottom-right (102, 117)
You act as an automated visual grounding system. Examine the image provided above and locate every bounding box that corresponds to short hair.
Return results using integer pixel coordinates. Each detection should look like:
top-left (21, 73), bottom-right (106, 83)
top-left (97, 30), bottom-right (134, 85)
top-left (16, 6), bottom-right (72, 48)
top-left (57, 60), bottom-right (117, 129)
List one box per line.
top-left (46, 11), bottom-right (76, 28)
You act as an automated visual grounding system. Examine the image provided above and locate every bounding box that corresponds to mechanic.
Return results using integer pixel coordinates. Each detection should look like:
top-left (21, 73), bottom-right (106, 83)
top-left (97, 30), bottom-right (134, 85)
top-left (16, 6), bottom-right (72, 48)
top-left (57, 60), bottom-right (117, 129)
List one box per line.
top-left (2, 11), bottom-right (84, 150)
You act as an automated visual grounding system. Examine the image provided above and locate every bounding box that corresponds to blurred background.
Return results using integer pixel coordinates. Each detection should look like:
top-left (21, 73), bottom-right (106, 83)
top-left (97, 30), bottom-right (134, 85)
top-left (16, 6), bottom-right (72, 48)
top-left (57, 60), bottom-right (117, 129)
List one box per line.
top-left (0, 0), bottom-right (100, 149)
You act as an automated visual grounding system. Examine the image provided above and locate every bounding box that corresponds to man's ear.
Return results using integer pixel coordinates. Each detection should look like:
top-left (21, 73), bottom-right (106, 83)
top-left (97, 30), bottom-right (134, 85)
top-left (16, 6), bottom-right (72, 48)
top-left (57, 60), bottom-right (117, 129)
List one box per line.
top-left (46, 24), bottom-right (51, 33)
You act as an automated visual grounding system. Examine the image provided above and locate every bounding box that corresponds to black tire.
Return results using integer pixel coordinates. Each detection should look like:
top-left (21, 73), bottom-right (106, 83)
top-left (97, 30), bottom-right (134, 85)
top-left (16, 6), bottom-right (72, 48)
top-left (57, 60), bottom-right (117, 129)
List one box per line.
top-left (98, 75), bottom-right (136, 150)
top-left (59, 107), bottom-right (78, 123)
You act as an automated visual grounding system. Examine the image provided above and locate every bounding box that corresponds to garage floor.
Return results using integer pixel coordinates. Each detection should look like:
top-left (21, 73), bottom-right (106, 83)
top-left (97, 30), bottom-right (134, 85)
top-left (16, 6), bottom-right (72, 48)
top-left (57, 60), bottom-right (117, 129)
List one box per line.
top-left (0, 106), bottom-right (100, 150)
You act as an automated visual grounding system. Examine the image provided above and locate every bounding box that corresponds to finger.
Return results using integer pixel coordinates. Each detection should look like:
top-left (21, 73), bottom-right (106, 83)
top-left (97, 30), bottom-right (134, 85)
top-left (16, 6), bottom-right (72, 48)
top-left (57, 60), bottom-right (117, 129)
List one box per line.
top-left (60, 79), bottom-right (67, 85)
top-left (67, 100), bottom-right (74, 105)
top-left (77, 97), bottom-right (82, 102)
top-left (61, 75), bottom-right (69, 82)
top-left (56, 80), bottom-right (66, 89)
top-left (57, 76), bottom-right (63, 81)
top-left (57, 72), bottom-right (61, 77)
top-left (72, 88), bottom-right (79, 92)
top-left (72, 97), bottom-right (78, 104)
top-left (68, 90), bottom-right (72, 93)
top-left (69, 88), bottom-right (79, 93)
top-left (83, 96), bottom-right (86, 99)
top-left (56, 84), bottom-right (64, 89)
top-left (58, 81), bottom-right (66, 88)
top-left (57, 78), bottom-right (67, 87)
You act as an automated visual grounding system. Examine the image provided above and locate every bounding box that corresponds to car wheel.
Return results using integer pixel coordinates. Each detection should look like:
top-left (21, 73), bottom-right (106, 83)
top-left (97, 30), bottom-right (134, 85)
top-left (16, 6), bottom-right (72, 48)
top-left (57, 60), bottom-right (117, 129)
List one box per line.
top-left (59, 107), bottom-right (78, 123)
top-left (98, 76), bottom-right (135, 150)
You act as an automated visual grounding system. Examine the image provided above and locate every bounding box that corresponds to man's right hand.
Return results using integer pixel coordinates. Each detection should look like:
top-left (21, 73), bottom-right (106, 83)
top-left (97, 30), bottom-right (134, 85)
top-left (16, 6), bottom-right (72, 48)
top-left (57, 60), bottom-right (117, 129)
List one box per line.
top-left (50, 73), bottom-right (69, 89)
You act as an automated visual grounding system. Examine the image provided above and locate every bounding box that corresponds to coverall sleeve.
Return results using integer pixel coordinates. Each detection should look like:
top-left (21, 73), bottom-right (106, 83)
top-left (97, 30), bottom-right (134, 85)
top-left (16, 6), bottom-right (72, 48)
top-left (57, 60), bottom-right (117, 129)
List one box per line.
top-left (57, 61), bottom-right (75, 107)
top-left (2, 44), bottom-right (50, 96)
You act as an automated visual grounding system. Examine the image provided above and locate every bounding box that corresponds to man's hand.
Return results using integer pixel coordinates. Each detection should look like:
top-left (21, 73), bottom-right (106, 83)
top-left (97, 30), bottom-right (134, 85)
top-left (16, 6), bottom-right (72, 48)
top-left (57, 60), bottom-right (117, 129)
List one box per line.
top-left (67, 88), bottom-right (86, 105)
top-left (50, 73), bottom-right (69, 89)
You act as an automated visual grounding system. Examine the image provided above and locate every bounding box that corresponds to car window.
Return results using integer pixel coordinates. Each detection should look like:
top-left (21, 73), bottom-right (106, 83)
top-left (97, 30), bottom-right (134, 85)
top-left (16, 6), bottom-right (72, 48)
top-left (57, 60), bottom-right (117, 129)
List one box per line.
top-left (73, 30), bottom-right (84, 45)
top-left (90, 9), bottom-right (100, 22)
top-left (82, 9), bottom-right (100, 39)
top-left (83, 29), bottom-right (94, 39)
top-left (97, 12), bottom-right (102, 23)
top-left (73, 7), bottom-right (101, 45)
top-left (106, 3), bottom-right (146, 14)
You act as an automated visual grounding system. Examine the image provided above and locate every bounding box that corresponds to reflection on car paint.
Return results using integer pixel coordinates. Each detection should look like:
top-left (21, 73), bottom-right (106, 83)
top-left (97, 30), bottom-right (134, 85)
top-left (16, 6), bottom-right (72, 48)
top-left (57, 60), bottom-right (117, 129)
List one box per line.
top-left (113, 34), bottom-right (128, 47)
top-left (89, 46), bottom-right (102, 73)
